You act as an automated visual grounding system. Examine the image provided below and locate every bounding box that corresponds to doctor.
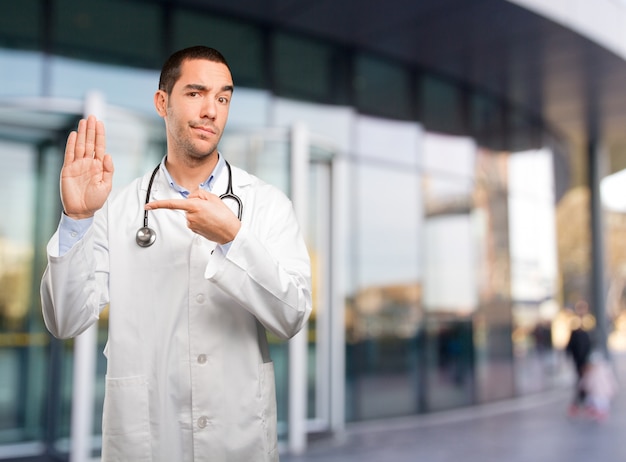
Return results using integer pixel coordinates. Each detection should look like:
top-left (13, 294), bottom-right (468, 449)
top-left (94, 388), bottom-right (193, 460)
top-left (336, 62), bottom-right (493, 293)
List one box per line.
top-left (40, 46), bottom-right (312, 462)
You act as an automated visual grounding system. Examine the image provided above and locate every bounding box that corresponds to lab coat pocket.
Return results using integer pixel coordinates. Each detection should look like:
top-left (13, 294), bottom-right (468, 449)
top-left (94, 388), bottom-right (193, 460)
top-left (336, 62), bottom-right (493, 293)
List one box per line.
top-left (259, 362), bottom-right (279, 461)
top-left (102, 375), bottom-right (152, 462)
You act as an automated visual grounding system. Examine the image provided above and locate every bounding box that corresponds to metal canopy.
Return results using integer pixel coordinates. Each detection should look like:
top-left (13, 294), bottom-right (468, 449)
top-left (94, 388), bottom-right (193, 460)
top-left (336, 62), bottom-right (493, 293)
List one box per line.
top-left (174, 0), bottom-right (626, 171)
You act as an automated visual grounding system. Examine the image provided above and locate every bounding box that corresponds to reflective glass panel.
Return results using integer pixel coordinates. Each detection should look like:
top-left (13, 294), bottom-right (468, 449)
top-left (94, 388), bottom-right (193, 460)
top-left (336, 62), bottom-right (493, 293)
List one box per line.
top-left (0, 0), bottom-right (41, 49)
top-left (508, 149), bottom-right (561, 393)
top-left (346, 162), bottom-right (422, 421)
top-left (52, 0), bottom-right (162, 67)
top-left (419, 75), bottom-right (463, 135)
top-left (473, 148), bottom-right (515, 403)
top-left (273, 33), bottom-right (333, 102)
top-left (0, 141), bottom-right (43, 445)
top-left (354, 53), bottom-right (413, 120)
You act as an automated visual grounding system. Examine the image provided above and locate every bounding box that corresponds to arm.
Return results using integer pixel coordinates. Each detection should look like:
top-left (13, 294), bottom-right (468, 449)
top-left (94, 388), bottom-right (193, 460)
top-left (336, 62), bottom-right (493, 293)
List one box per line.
top-left (146, 183), bottom-right (312, 339)
top-left (40, 116), bottom-right (114, 338)
top-left (205, 190), bottom-right (312, 339)
top-left (41, 208), bottom-right (110, 338)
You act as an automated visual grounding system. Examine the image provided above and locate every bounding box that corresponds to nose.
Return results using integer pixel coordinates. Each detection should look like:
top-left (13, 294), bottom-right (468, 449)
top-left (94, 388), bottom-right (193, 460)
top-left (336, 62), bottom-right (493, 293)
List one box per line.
top-left (200, 97), bottom-right (217, 120)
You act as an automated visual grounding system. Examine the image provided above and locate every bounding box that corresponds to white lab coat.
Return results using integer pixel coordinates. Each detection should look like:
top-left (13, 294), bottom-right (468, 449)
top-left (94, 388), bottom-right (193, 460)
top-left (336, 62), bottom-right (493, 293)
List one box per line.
top-left (40, 162), bottom-right (312, 462)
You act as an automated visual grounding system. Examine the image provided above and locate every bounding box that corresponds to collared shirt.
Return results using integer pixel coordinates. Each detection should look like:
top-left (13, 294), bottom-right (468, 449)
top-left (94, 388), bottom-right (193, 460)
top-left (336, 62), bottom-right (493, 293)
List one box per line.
top-left (58, 154), bottom-right (230, 255)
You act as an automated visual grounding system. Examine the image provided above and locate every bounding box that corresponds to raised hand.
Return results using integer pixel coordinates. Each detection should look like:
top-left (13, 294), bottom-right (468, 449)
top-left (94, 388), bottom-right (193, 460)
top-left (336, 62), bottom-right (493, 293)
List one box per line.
top-left (61, 115), bottom-right (114, 219)
top-left (145, 190), bottom-right (241, 244)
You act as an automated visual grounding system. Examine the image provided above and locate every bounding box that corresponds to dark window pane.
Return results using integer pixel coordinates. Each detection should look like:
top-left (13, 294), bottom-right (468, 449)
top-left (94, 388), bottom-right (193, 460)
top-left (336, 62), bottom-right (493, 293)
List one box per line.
top-left (470, 92), bottom-right (505, 150)
top-left (53, 0), bottom-right (162, 67)
top-left (0, 1), bottom-right (42, 49)
top-left (173, 11), bottom-right (265, 88)
top-left (419, 75), bottom-right (464, 134)
top-left (273, 33), bottom-right (333, 102)
top-left (354, 54), bottom-right (413, 120)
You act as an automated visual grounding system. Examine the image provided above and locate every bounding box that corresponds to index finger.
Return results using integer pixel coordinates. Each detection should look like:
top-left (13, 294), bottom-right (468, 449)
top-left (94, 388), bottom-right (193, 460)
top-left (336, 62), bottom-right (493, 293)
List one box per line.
top-left (145, 199), bottom-right (191, 211)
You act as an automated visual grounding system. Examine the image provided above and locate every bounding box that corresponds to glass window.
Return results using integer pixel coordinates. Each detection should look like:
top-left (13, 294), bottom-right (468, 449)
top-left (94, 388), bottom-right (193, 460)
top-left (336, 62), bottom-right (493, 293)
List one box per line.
top-left (273, 33), bottom-right (333, 102)
top-left (473, 147), bottom-right (515, 403)
top-left (0, 140), bottom-right (53, 446)
top-left (354, 53), bottom-right (413, 120)
top-left (0, 0), bottom-right (41, 50)
top-left (419, 75), bottom-right (464, 135)
top-left (508, 149), bottom-right (560, 393)
top-left (509, 110), bottom-right (541, 153)
top-left (52, 0), bottom-right (162, 67)
top-left (470, 92), bottom-right (505, 150)
top-left (420, 133), bottom-right (480, 411)
top-left (173, 11), bottom-right (265, 89)
top-left (346, 162), bottom-right (422, 421)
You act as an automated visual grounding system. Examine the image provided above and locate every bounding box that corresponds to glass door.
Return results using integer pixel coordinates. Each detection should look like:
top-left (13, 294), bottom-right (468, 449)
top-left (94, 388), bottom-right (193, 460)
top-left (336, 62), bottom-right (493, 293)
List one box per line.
top-left (221, 127), bottom-right (337, 449)
top-left (0, 100), bottom-right (165, 461)
top-left (0, 115), bottom-right (68, 460)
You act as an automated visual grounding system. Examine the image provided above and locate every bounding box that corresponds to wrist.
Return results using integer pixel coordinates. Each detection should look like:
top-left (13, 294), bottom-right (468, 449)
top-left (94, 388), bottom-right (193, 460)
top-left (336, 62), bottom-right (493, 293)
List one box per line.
top-left (63, 210), bottom-right (95, 220)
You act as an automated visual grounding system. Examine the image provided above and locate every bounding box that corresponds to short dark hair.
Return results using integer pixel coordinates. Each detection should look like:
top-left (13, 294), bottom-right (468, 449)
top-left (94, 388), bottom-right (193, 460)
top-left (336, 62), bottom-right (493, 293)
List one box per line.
top-left (158, 46), bottom-right (232, 94)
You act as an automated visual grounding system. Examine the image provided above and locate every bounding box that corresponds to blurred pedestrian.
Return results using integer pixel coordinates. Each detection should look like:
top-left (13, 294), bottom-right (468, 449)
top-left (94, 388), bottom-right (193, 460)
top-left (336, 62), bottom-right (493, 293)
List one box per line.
top-left (565, 301), bottom-right (593, 416)
top-left (579, 351), bottom-right (618, 421)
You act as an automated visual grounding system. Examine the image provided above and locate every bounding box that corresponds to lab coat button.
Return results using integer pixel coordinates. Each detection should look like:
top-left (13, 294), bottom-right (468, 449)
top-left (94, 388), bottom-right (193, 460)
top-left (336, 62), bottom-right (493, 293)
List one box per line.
top-left (196, 294), bottom-right (205, 304)
top-left (197, 354), bottom-right (207, 364)
top-left (197, 416), bottom-right (208, 428)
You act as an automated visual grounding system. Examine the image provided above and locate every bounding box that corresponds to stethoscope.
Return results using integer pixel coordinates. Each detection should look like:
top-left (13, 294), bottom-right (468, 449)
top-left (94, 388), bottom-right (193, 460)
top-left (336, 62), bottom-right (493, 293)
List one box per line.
top-left (136, 161), bottom-right (243, 247)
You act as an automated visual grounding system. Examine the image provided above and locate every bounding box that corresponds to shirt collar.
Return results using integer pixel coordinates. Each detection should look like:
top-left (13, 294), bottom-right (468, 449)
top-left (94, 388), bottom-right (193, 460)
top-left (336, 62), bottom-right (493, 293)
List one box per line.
top-left (160, 153), bottom-right (225, 198)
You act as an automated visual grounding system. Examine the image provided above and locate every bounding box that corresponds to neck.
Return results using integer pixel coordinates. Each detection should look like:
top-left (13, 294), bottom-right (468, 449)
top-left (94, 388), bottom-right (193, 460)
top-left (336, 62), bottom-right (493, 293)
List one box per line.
top-left (165, 152), bottom-right (218, 192)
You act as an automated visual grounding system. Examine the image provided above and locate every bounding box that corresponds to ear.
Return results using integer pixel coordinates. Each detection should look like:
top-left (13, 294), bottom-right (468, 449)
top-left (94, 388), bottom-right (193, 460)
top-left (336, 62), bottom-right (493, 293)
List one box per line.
top-left (154, 90), bottom-right (167, 117)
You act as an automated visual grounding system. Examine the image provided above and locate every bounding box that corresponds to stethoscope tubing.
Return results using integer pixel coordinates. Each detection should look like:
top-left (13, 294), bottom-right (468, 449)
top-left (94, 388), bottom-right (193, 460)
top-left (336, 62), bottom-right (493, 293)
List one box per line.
top-left (135, 160), bottom-right (242, 247)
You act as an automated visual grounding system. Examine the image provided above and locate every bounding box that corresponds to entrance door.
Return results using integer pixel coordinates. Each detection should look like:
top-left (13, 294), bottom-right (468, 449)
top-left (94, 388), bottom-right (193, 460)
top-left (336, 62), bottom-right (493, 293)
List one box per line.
top-left (0, 106), bottom-right (74, 460)
top-left (220, 126), bottom-right (339, 451)
top-left (0, 99), bottom-right (165, 461)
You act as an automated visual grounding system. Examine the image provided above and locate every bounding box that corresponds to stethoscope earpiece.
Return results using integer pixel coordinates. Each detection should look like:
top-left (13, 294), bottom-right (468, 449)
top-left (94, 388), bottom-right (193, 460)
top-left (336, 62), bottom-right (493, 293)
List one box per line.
top-left (136, 160), bottom-right (242, 248)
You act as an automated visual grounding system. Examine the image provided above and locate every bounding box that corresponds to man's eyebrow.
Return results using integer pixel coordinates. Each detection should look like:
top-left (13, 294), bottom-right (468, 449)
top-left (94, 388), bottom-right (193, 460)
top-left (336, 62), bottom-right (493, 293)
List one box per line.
top-left (182, 84), bottom-right (234, 93)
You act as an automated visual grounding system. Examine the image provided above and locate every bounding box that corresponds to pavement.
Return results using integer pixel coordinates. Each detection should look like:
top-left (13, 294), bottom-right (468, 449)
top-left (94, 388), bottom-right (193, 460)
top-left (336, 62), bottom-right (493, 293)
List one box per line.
top-left (282, 352), bottom-right (626, 462)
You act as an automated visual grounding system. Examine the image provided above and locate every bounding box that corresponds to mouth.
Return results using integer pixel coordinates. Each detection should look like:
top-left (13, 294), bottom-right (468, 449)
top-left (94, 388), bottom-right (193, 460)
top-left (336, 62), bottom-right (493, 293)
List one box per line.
top-left (191, 125), bottom-right (217, 136)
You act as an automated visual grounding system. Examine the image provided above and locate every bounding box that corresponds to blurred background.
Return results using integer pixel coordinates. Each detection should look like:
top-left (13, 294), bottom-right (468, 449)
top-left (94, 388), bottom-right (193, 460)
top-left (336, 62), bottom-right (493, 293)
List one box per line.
top-left (3, 0), bottom-right (626, 460)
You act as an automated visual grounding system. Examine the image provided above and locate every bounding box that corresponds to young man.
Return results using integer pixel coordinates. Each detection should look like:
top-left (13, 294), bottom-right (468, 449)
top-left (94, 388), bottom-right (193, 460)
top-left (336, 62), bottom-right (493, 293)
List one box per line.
top-left (40, 46), bottom-right (312, 462)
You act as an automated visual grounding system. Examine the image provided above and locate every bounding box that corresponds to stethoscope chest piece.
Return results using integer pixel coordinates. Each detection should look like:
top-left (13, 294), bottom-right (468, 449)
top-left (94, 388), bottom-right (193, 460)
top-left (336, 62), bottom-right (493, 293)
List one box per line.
top-left (136, 226), bottom-right (157, 247)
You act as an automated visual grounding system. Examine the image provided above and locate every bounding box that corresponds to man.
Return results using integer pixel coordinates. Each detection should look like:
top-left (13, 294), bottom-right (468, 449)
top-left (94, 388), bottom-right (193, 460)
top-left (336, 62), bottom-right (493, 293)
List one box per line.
top-left (40, 46), bottom-right (312, 461)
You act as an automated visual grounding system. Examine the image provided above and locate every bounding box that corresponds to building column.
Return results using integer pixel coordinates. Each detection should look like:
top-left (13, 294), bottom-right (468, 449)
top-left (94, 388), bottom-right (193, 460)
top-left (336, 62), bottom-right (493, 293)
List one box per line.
top-left (587, 136), bottom-right (609, 356)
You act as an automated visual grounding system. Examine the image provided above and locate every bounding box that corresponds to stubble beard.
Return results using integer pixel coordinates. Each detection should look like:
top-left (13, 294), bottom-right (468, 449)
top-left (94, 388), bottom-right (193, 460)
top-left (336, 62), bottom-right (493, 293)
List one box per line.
top-left (174, 125), bottom-right (220, 168)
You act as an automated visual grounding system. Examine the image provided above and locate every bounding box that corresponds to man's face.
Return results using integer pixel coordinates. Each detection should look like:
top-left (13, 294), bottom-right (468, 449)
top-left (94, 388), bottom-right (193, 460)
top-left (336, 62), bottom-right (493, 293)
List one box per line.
top-left (156, 59), bottom-right (234, 162)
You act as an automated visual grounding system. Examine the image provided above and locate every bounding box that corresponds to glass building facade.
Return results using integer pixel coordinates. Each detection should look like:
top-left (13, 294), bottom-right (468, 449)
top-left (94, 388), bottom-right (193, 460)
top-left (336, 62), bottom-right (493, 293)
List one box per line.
top-left (0, 0), bottom-right (614, 460)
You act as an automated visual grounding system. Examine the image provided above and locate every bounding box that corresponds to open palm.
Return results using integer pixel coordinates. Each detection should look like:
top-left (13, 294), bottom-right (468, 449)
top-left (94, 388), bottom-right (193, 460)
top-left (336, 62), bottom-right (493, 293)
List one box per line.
top-left (61, 116), bottom-right (114, 219)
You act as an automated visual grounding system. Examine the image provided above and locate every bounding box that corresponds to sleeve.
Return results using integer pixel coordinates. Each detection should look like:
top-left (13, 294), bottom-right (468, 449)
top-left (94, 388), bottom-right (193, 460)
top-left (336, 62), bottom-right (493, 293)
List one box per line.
top-left (40, 205), bottom-right (110, 339)
top-left (58, 213), bottom-right (95, 255)
top-left (204, 188), bottom-right (312, 340)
